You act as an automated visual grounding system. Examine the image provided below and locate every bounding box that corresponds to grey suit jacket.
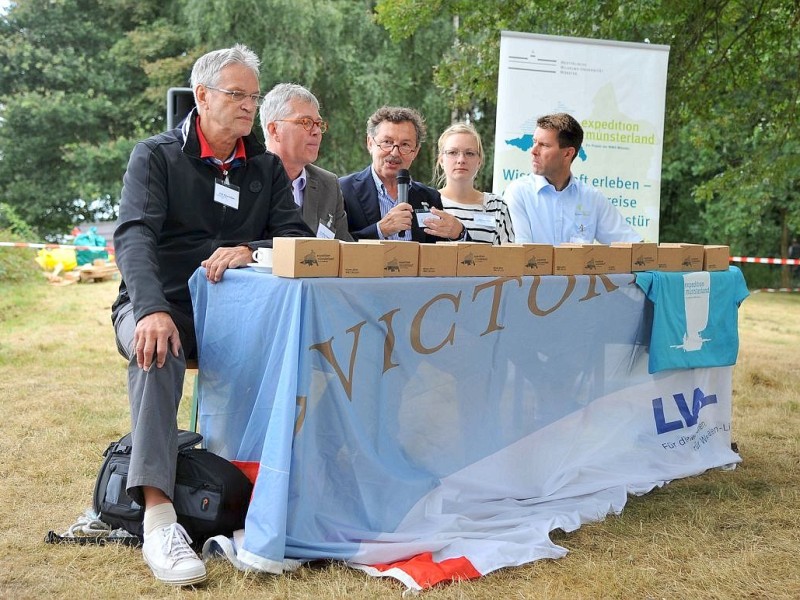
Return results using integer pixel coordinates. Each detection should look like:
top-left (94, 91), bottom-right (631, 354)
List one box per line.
top-left (302, 163), bottom-right (353, 241)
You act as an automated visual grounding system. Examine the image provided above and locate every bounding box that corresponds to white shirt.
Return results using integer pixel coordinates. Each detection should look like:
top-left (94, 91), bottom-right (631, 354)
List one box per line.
top-left (504, 174), bottom-right (641, 244)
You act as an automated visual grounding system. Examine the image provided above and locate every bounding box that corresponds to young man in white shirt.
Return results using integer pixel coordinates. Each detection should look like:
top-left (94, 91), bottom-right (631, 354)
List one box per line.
top-left (504, 112), bottom-right (641, 245)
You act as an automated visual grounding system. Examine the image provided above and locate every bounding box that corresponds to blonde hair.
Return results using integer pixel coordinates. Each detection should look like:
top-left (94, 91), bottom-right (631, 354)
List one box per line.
top-left (433, 122), bottom-right (484, 187)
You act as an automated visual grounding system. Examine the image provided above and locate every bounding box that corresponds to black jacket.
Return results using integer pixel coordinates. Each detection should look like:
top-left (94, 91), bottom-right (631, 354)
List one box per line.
top-left (112, 112), bottom-right (312, 323)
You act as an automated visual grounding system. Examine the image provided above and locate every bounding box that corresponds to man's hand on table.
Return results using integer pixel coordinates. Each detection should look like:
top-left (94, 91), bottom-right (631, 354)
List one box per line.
top-left (201, 246), bottom-right (253, 283)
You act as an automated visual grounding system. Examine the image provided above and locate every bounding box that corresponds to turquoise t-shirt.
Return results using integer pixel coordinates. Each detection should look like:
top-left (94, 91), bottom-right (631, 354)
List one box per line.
top-left (635, 266), bottom-right (749, 373)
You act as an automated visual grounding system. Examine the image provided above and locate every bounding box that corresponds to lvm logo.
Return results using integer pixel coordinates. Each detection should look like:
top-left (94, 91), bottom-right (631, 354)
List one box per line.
top-left (652, 387), bottom-right (717, 434)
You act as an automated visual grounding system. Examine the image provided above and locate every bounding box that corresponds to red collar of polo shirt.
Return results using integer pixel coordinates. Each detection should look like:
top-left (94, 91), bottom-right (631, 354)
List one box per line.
top-left (195, 115), bottom-right (247, 171)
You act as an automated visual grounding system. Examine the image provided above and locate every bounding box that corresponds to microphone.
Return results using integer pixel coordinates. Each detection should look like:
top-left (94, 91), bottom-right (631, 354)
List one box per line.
top-left (396, 169), bottom-right (411, 239)
top-left (396, 169), bottom-right (410, 203)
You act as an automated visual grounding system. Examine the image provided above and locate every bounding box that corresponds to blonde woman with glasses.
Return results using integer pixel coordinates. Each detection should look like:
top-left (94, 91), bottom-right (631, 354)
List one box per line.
top-left (435, 122), bottom-right (514, 245)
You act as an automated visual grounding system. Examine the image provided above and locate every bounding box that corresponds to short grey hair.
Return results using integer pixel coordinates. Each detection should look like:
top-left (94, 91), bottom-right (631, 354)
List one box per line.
top-left (260, 83), bottom-right (320, 138)
top-left (190, 44), bottom-right (260, 103)
top-left (366, 106), bottom-right (426, 146)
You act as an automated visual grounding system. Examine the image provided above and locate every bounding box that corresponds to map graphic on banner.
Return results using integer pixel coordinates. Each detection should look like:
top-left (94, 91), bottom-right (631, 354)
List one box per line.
top-left (493, 31), bottom-right (670, 242)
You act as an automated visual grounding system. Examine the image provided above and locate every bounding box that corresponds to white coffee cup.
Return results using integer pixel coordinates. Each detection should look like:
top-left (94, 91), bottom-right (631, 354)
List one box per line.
top-left (252, 247), bottom-right (273, 266)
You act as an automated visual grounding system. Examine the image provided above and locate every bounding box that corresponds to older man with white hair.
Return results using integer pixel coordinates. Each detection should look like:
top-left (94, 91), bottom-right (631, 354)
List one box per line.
top-left (261, 83), bottom-right (352, 240)
top-left (112, 44), bottom-right (311, 586)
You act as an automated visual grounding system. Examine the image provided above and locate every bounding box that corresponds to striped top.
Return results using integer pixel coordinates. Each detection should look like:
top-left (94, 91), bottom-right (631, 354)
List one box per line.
top-left (441, 192), bottom-right (515, 245)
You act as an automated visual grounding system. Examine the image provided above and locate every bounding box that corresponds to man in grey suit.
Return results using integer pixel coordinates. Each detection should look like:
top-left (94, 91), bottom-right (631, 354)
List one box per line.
top-left (261, 83), bottom-right (353, 241)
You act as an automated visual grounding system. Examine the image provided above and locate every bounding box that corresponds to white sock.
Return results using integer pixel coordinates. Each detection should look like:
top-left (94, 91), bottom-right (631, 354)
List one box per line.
top-left (143, 503), bottom-right (177, 536)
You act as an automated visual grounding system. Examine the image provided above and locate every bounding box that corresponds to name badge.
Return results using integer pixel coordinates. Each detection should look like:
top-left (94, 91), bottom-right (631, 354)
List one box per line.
top-left (214, 178), bottom-right (240, 209)
top-left (473, 212), bottom-right (494, 227)
top-left (415, 202), bottom-right (437, 227)
top-left (416, 210), bottom-right (437, 227)
top-left (316, 220), bottom-right (335, 239)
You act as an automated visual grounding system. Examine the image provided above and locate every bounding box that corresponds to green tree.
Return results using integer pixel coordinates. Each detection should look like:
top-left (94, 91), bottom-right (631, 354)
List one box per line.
top-left (0, 0), bottom-right (459, 238)
top-left (376, 0), bottom-right (800, 269)
top-left (180, 0), bottom-right (456, 183)
top-left (0, 0), bottom-right (192, 236)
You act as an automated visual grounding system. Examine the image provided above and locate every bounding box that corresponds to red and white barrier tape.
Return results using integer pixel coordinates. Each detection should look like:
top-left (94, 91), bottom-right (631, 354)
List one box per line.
top-left (730, 256), bottom-right (800, 265)
top-left (0, 241), bottom-right (114, 252)
top-left (728, 257), bottom-right (800, 294)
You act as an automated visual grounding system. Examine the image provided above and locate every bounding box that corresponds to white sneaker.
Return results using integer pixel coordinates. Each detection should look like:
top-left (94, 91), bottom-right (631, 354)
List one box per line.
top-left (142, 523), bottom-right (207, 586)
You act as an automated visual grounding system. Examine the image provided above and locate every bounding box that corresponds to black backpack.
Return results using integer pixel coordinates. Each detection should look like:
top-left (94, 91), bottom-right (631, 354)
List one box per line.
top-left (93, 430), bottom-right (253, 543)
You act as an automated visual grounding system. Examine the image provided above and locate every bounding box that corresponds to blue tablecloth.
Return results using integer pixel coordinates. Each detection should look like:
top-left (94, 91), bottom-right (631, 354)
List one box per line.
top-left (189, 269), bottom-right (741, 587)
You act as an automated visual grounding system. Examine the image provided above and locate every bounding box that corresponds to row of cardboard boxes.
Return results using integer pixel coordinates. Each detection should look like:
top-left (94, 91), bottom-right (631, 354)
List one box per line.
top-left (270, 238), bottom-right (731, 279)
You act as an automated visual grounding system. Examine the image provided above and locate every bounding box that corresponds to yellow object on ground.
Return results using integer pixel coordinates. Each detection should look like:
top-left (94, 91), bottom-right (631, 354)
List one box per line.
top-left (35, 248), bottom-right (77, 272)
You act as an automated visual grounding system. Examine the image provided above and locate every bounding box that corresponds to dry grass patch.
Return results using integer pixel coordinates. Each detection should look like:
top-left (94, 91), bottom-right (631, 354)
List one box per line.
top-left (1, 280), bottom-right (799, 599)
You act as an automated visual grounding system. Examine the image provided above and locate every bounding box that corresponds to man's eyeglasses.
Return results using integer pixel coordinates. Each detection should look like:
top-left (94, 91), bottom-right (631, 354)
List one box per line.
top-left (372, 138), bottom-right (417, 155)
top-left (205, 86), bottom-right (263, 105)
top-left (275, 118), bottom-right (329, 133)
top-left (442, 149), bottom-right (479, 159)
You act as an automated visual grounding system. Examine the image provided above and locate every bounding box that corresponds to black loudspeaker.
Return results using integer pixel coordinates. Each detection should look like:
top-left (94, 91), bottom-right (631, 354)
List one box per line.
top-left (166, 87), bottom-right (195, 130)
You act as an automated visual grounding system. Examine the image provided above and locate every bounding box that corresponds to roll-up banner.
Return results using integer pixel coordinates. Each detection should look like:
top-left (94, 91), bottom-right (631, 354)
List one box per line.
top-left (493, 31), bottom-right (670, 242)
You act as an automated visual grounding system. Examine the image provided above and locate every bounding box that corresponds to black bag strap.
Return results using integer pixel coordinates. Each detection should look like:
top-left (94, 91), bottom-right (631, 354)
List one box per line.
top-left (177, 430), bottom-right (203, 451)
top-left (45, 530), bottom-right (142, 547)
top-left (107, 430), bottom-right (202, 456)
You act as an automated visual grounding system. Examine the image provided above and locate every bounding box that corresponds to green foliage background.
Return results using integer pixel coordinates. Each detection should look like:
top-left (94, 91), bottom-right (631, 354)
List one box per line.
top-left (1, 0), bottom-right (798, 279)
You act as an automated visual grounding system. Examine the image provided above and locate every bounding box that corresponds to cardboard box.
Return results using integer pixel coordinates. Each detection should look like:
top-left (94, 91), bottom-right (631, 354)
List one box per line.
top-left (455, 243), bottom-right (496, 277)
top-left (418, 243), bottom-right (458, 277)
top-left (582, 244), bottom-right (632, 274)
top-left (339, 242), bottom-right (384, 278)
top-left (379, 241), bottom-right (419, 277)
top-left (583, 244), bottom-right (612, 274)
top-left (657, 243), bottom-right (704, 272)
top-left (520, 244), bottom-right (553, 276)
top-left (272, 237), bottom-right (340, 278)
top-left (656, 244), bottom-right (685, 272)
top-left (682, 243), bottom-right (704, 271)
top-left (612, 242), bottom-right (657, 271)
top-left (489, 245), bottom-right (527, 276)
top-left (553, 245), bottom-right (586, 275)
top-left (703, 245), bottom-right (730, 271)
top-left (604, 245), bottom-right (632, 274)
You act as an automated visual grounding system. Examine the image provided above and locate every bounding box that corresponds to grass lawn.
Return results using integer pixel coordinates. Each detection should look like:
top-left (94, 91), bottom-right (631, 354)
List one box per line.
top-left (0, 276), bottom-right (798, 599)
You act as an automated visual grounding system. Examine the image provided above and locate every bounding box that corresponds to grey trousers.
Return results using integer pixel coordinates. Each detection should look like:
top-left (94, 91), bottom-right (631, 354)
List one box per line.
top-left (113, 302), bottom-right (196, 506)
